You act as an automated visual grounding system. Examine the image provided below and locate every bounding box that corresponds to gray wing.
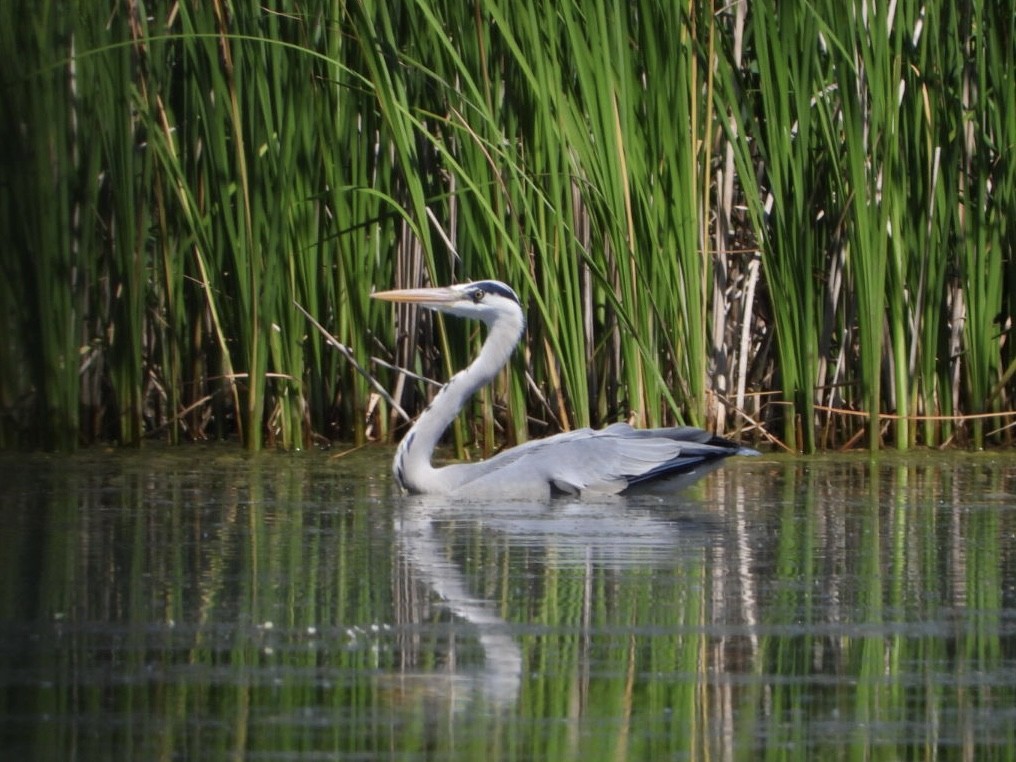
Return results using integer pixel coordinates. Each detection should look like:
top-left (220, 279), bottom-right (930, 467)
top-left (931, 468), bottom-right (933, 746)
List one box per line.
top-left (444, 423), bottom-right (754, 499)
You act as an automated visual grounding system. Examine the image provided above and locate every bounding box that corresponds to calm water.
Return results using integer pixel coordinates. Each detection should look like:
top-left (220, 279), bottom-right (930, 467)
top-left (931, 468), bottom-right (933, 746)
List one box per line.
top-left (1, 446), bottom-right (1016, 760)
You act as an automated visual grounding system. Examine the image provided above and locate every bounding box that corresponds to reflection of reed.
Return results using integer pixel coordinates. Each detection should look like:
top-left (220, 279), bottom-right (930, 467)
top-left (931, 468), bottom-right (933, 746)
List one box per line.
top-left (708, 465), bottom-right (762, 753)
top-left (5, 452), bottom-right (1016, 759)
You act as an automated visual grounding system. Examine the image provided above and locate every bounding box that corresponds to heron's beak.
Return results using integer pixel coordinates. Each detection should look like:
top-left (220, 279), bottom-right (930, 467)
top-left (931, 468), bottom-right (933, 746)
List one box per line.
top-left (371, 286), bottom-right (461, 306)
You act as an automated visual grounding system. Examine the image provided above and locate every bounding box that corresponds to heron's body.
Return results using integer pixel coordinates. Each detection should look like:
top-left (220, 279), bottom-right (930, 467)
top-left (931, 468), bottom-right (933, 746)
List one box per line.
top-left (373, 280), bottom-right (755, 500)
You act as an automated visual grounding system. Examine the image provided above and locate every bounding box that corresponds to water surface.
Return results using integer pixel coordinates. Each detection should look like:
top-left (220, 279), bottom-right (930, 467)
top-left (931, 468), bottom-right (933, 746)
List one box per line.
top-left (1, 447), bottom-right (1015, 759)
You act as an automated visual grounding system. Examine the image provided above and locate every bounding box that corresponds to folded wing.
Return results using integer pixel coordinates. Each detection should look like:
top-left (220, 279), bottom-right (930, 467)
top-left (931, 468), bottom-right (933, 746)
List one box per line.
top-left (444, 423), bottom-right (755, 499)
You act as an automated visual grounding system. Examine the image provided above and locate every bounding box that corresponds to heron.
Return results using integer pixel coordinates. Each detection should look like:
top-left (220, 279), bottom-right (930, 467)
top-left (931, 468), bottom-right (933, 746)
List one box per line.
top-left (373, 280), bottom-right (756, 499)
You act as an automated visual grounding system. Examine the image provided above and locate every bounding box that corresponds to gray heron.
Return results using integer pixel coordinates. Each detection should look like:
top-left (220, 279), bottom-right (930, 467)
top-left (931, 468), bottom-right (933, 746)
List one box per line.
top-left (373, 280), bottom-right (756, 499)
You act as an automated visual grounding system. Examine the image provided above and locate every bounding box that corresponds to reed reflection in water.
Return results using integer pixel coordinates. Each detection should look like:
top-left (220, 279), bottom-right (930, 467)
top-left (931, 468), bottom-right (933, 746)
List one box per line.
top-left (0, 448), bottom-right (1014, 759)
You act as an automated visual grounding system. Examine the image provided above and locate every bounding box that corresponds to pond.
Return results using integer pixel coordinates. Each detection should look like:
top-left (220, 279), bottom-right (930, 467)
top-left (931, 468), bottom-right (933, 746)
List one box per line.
top-left (1, 446), bottom-right (1015, 759)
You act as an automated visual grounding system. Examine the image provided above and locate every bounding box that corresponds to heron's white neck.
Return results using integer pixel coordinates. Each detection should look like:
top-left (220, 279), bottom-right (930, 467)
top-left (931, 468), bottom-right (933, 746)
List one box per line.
top-left (394, 308), bottom-right (525, 494)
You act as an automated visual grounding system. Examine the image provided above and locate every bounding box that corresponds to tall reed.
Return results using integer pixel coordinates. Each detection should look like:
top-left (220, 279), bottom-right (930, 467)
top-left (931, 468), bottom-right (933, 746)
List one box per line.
top-left (2, 0), bottom-right (1015, 452)
top-left (733, 0), bottom-right (831, 452)
top-left (1, 4), bottom-right (85, 450)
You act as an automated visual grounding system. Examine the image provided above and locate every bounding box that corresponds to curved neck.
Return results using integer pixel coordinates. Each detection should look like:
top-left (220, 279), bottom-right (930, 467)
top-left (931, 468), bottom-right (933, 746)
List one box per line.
top-left (395, 308), bottom-right (525, 494)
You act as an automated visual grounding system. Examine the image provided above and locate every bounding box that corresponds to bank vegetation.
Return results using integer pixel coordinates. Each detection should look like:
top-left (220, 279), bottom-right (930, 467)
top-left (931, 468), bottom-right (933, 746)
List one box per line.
top-left (2, 1), bottom-right (1014, 453)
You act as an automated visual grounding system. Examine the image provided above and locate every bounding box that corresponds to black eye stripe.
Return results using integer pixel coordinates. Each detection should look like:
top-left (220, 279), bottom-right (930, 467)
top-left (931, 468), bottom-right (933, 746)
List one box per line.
top-left (469, 280), bottom-right (520, 305)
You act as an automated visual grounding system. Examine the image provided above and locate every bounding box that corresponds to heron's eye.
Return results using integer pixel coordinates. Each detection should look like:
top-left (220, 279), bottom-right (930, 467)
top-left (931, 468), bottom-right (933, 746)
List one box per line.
top-left (471, 289), bottom-right (485, 303)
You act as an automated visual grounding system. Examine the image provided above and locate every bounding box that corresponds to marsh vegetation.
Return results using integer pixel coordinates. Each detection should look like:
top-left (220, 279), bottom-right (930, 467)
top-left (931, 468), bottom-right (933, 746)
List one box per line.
top-left (2, 1), bottom-right (1014, 453)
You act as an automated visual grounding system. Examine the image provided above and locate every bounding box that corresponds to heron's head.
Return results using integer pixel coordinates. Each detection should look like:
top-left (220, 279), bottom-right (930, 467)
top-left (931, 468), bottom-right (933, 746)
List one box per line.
top-left (372, 280), bottom-right (523, 327)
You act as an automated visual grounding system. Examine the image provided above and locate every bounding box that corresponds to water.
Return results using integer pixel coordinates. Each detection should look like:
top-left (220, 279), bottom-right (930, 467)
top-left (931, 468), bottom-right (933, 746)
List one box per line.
top-left (2, 446), bottom-right (1016, 759)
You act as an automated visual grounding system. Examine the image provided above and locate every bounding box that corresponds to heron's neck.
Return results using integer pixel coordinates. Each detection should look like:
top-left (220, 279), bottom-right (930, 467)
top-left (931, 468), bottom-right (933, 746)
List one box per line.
top-left (395, 310), bottom-right (525, 494)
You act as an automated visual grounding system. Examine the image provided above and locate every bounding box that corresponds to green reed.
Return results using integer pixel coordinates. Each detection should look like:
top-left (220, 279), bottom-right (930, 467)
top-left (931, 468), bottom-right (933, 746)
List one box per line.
top-left (830, 0), bottom-right (901, 450)
top-left (960, 4), bottom-right (1011, 447)
top-left (1, 5), bottom-right (85, 450)
top-left (736, 0), bottom-right (829, 452)
top-left (721, 0), bottom-right (1015, 451)
top-left (2, 0), bottom-right (1015, 452)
